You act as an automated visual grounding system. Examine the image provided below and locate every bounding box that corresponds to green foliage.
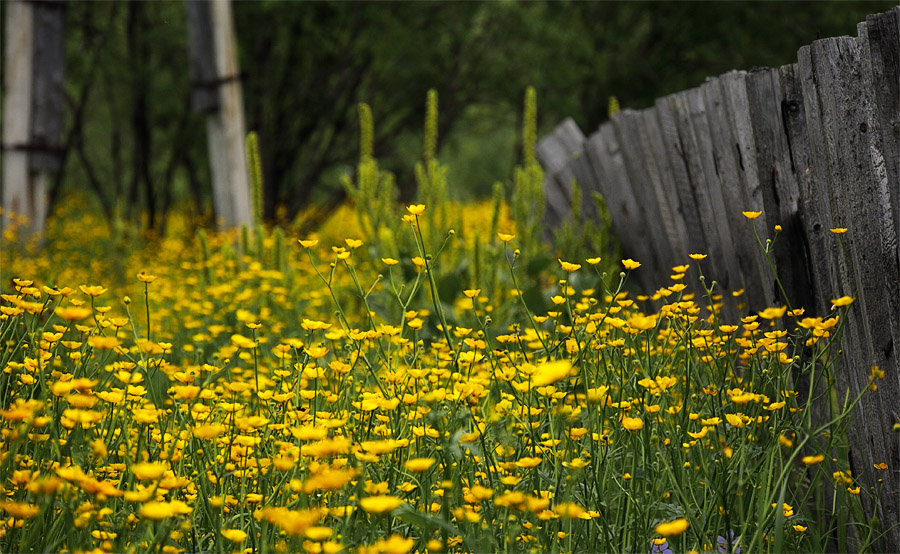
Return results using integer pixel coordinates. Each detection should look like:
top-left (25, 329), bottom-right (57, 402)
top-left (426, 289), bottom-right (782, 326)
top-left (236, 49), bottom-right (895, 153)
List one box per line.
top-left (510, 87), bottom-right (546, 264)
top-left (415, 90), bottom-right (455, 254)
top-left (553, 186), bottom-right (620, 268)
top-left (246, 131), bottom-right (265, 227)
top-left (608, 96), bottom-right (620, 117)
top-left (342, 104), bottom-right (400, 241)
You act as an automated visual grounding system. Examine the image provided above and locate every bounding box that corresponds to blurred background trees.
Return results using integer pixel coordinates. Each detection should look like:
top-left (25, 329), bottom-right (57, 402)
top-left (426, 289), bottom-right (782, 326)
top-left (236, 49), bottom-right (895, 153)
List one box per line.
top-left (2, 0), bottom-right (894, 231)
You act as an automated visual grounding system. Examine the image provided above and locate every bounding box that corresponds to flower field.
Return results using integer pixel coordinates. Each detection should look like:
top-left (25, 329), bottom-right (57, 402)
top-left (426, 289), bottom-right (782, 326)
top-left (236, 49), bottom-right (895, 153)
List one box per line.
top-left (0, 200), bottom-right (887, 554)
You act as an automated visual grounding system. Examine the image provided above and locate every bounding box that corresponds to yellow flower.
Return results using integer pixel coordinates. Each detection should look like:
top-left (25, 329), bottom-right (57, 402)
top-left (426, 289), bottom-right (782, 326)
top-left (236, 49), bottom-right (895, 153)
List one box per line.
top-left (381, 257), bottom-right (399, 266)
top-left (0, 501), bottom-right (41, 519)
top-left (515, 456), bottom-right (543, 469)
top-left (772, 502), bottom-right (794, 517)
top-left (830, 296), bottom-right (854, 308)
top-left (359, 495), bottom-right (403, 514)
top-left (230, 334), bottom-right (257, 349)
top-left (621, 416), bottom-right (644, 431)
top-left (558, 259), bottom-right (582, 272)
top-left (55, 306), bottom-right (93, 322)
top-left (377, 535), bottom-right (415, 554)
top-left (137, 272), bottom-right (157, 283)
top-left (303, 468), bottom-right (356, 493)
top-left (80, 285), bottom-right (108, 297)
top-left (262, 507), bottom-right (322, 536)
top-left (628, 314), bottom-right (656, 331)
top-left (88, 335), bottom-right (122, 350)
top-left (689, 253), bottom-right (707, 260)
top-left (848, 486), bottom-right (861, 495)
top-left (299, 239), bottom-right (319, 248)
top-left (305, 346), bottom-right (328, 359)
top-left (655, 518), bottom-right (689, 537)
top-left (793, 525), bottom-right (807, 533)
top-left (345, 238), bottom-right (363, 249)
top-left (622, 258), bottom-right (641, 270)
top-left (305, 526), bottom-right (333, 541)
top-left (497, 233), bottom-right (515, 242)
top-left (830, 227), bottom-right (848, 234)
top-left (874, 462), bottom-right (889, 470)
top-left (140, 500), bottom-right (192, 520)
top-left (586, 257), bottom-right (602, 265)
top-left (742, 211), bottom-right (762, 220)
top-left (463, 289), bottom-right (481, 299)
top-left (801, 454), bottom-right (825, 465)
top-left (725, 413), bottom-right (746, 428)
top-left (406, 204), bottom-right (425, 215)
top-left (531, 360), bottom-right (573, 387)
top-left (404, 458), bottom-right (436, 473)
top-left (192, 423), bottom-right (227, 440)
top-left (221, 529), bottom-right (248, 543)
top-left (758, 306), bottom-right (787, 319)
top-left (554, 502), bottom-right (586, 518)
top-left (132, 462), bottom-right (169, 481)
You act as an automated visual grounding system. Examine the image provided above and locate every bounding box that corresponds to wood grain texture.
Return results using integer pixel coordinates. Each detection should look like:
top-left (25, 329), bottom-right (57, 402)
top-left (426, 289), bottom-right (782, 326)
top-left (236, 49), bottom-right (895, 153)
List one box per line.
top-left (584, 123), bottom-right (663, 290)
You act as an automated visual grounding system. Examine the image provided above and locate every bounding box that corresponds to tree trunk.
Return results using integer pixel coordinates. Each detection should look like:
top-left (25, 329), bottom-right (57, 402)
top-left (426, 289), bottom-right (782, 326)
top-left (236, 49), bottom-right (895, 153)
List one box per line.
top-left (2, 0), bottom-right (66, 236)
top-left (186, 0), bottom-right (252, 229)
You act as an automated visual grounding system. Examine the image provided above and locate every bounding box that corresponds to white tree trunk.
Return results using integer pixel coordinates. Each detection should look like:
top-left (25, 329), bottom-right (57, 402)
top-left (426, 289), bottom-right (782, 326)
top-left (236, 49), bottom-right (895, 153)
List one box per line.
top-left (2, 0), bottom-right (39, 234)
top-left (208, 0), bottom-right (251, 229)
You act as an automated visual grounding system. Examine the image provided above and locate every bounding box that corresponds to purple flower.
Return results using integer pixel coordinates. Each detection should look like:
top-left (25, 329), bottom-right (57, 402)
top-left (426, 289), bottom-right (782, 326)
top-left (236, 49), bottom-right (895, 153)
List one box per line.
top-left (650, 539), bottom-right (673, 554)
top-left (717, 530), bottom-right (741, 554)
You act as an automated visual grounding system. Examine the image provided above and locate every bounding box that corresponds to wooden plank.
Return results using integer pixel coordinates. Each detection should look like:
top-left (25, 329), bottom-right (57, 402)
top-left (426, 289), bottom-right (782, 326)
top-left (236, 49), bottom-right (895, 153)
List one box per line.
top-left (635, 109), bottom-right (692, 271)
top-left (669, 89), bottom-right (735, 298)
top-left (744, 67), bottom-right (811, 311)
top-left (865, 8), bottom-right (900, 286)
top-left (568, 145), bottom-right (602, 223)
top-left (683, 85), bottom-right (744, 293)
top-left (809, 37), bottom-right (900, 547)
top-left (614, 109), bottom-right (683, 281)
top-left (536, 118), bottom-right (584, 175)
top-left (655, 94), bottom-right (710, 265)
top-left (795, 47), bottom-right (842, 314)
top-left (779, 60), bottom-right (834, 318)
top-left (676, 86), bottom-right (745, 322)
top-left (536, 118), bottom-right (583, 229)
top-left (718, 70), bottom-right (780, 311)
top-left (584, 124), bottom-right (663, 291)
top-left (856, 22), bottom-right (900, 548)
top-left (702, 74), bottom-right (769, 312)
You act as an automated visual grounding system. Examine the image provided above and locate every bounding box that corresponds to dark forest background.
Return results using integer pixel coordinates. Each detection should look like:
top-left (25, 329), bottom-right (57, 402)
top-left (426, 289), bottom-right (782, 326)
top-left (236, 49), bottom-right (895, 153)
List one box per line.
top-left (36, 1), bottom-right (896, 228)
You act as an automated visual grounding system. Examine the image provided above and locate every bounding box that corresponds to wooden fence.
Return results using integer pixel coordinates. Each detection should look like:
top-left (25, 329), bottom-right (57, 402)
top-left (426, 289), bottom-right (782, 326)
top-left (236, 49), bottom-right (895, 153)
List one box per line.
top-left (537, 7), bottom-right (900, 549)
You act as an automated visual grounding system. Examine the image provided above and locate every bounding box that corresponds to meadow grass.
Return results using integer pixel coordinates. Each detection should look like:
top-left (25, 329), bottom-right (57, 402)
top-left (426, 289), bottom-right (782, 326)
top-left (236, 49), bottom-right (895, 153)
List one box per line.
top-left (0, 200), bottom-right (887, 554)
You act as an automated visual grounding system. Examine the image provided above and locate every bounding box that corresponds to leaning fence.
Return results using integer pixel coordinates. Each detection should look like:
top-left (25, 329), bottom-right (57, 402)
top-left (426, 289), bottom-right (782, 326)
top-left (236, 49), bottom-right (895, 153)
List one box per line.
top-left (537, 7), bottom-right (900, 549)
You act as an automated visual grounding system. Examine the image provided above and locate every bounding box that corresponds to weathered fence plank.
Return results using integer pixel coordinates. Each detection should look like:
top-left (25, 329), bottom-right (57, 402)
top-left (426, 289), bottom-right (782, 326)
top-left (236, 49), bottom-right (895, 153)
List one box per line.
top-left (807, 34), bottom-right (899, 550)
top-left (656, 94), bottom-right (710, 269)
top-left (744, 68), bottom-right (811, 310)
top-left (669, 89), bottom-right (736, 304)
top-left (720, 71), bottom-right (783, 311)
top-left (583, 123), bottom-right (663, 289)
top-left (683, 88), bottom-right (744, 294)
top-left (614, 109), bottom-right (685, 276)
top-left (536, 118), bottom-right (583, 229)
